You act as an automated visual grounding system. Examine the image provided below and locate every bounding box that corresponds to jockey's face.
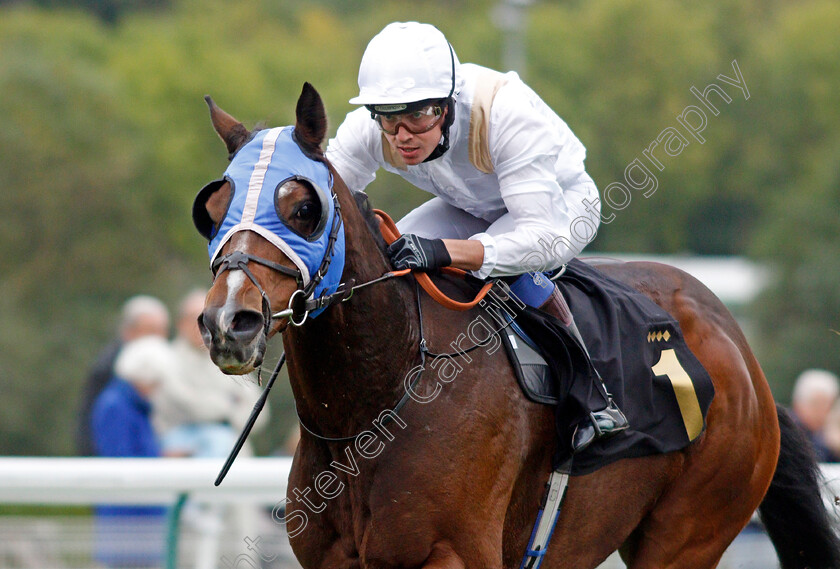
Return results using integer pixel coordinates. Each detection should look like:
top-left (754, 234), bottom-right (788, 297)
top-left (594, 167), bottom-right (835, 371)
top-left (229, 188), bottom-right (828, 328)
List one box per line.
top-left (381, 106), bottom-right (447, 165)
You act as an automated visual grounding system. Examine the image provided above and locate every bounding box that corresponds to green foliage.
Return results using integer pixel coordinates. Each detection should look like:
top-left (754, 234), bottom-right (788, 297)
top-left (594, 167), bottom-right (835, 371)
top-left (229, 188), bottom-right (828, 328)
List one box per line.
top-left (742, 1), bottom-right (840, 399)
top-left (529, 1), bottom-right (764, 254)
top-left (0, 0), bottom-right (837, 454)
top-left (10, 0), bottom-right (170, 24)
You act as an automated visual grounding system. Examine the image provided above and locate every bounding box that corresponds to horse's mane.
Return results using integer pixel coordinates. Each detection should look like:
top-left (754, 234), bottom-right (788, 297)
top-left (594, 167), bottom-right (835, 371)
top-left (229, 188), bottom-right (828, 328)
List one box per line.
top-left (350, 188), bottom-right (388, 251)
top-left (320, 155), bottom-right (387, 252)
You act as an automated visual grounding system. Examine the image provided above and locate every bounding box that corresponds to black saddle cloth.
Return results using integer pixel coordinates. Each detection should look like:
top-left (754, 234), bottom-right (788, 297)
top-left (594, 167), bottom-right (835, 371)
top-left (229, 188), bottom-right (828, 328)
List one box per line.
top-left (508, 259), bottom-right (715, 475)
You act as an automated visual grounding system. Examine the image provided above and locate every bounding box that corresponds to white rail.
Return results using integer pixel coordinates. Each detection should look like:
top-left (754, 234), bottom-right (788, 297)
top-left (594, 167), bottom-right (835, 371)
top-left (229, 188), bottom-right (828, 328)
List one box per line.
top-left (0, 457), bottom-right (292, 506)
top-left (0, 458), bottom-right (837, 569)
top-left (0, 458), bottom-right (837, 508)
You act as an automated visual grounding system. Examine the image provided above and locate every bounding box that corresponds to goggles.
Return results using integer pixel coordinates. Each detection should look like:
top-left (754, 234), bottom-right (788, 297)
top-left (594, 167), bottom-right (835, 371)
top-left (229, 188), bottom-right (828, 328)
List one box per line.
top-left (373, 104), bottom-right (444, 135)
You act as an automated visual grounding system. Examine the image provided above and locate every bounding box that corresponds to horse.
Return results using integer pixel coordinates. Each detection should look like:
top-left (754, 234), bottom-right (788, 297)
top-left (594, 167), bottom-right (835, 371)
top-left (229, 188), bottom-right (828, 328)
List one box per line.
top-left (193, 83), bottom-right (840, 569)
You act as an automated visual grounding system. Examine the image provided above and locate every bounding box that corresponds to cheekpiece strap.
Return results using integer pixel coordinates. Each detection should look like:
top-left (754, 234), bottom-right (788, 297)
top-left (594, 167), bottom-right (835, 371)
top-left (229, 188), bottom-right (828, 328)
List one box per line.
top-left (300, 193), bottom-right (343, 301)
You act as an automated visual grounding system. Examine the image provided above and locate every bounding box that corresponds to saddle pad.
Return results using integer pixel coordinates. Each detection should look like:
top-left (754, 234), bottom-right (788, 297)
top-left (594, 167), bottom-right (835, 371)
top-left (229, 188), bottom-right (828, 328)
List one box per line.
top-left (497, 316), bottom-right (558, 406)
top-left (507, 259), bottom-right (716, 475)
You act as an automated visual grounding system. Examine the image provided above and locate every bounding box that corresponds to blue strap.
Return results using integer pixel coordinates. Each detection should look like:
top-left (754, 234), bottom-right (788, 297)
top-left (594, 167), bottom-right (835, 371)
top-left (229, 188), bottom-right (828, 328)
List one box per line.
top-left (509, 272), bottom-right (554, 308)
top-left (519, 508), bottom-right (546, 568)
top-left (518, 459), bottom-right (573, 569)
top-left (526, 548), bottom-right (548, 557)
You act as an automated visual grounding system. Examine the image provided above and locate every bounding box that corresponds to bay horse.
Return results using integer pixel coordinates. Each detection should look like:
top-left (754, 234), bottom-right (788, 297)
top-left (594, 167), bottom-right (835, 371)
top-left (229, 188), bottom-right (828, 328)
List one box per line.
top-left (194, 83), bottom-right (840, 569)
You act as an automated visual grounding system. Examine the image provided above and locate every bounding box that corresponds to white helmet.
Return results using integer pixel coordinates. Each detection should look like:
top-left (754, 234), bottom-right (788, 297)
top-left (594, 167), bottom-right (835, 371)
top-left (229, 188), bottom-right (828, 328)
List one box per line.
top-left (349, 22), bottom-right (460, 109)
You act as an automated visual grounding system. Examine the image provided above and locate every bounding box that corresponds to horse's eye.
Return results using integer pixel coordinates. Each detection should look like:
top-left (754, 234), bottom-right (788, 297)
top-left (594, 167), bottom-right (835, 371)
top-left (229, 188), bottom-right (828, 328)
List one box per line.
top-left (295, 202), bottom-right (318, 221)
top-left (276, 180), bottom-right (323, 237)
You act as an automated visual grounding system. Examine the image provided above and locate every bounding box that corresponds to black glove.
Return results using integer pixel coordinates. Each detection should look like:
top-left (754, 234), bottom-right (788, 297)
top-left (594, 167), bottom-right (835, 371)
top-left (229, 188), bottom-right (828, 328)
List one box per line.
top-left (387, 234), bottom-right (452, 271)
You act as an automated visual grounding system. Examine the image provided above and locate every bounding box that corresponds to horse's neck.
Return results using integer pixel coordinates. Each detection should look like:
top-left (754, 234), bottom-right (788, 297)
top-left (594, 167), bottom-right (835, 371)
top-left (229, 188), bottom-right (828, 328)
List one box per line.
top-left (285, 190), bottom-right (418, 438)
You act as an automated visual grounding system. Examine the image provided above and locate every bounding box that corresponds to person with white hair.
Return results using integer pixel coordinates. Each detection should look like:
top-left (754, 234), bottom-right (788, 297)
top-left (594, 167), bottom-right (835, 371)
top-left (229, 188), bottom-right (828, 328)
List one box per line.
top-left (89, 336), bottom-right (175, 568)
top-left (792, 368), bottom-right (840, 462)
top-left (90, 334), bottom-right (175, 458)
top-left (820, 397), bottom-right (840, 463)
top-left (76, 294), bottom-right (170, 455)
top-left (153, 288), bottom-right (266, 458)
top-left (152, 290), bottom-right (268, 563)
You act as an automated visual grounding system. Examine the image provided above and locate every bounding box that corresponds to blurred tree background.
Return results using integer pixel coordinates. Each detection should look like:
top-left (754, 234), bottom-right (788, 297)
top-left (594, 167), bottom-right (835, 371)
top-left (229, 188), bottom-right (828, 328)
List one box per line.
top-left (0, 0), bottom-right (837, 455)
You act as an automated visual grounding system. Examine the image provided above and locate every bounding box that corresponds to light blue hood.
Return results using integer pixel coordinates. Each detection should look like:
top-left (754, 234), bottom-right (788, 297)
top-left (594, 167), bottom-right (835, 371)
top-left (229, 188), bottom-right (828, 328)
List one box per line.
top-left (206, 127), bottom-right (345, 318)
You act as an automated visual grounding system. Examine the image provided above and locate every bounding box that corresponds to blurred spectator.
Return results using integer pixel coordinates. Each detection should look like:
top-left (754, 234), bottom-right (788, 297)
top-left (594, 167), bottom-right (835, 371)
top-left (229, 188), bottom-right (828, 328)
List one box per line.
top-left (153, 290), bottom-right (269, 567)
top-left (153, 289), bottom-right (266, 458)
top-left (821, 399), bottom-right (840, 463)
top-left (791, 368), bottom-right (840, 462)
top-left (90, 336), bottom-right (174, 568)
top-left (76, 295), bottom-right (169, 456)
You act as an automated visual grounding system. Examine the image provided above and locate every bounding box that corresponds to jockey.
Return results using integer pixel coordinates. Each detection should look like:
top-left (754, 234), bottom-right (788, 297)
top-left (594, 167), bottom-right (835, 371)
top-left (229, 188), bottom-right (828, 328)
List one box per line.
top-left (326, 21), bottom-right (627, 452)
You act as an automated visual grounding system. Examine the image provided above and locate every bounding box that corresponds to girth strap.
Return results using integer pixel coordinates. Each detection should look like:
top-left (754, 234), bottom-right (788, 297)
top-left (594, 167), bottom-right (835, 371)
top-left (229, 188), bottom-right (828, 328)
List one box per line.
top-left (519, 458), bottom-right (573, 569)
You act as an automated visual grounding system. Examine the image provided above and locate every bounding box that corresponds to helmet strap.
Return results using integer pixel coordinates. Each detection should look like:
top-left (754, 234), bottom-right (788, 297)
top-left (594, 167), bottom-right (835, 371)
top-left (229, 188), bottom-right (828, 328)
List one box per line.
top-left (423, 98), bottom-right (454, 163)
top-left (423, 42), bottom-right (457, 163)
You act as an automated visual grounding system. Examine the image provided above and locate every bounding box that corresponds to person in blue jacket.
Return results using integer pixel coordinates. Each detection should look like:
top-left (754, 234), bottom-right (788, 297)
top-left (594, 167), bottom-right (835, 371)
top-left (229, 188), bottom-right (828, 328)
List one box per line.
top-left (90, 336), bottom-right (174, 567)
top-left (76, 294), bottom-right (169, 456)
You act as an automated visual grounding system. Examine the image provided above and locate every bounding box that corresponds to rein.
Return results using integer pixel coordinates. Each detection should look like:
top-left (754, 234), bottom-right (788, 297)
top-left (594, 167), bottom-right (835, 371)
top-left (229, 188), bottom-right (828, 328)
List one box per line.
top-left (216, 273), bottom-right (514, 484)
top-left (374, 209), bottom-right (496, 310)
top-left (273, 210), bottom-right (496, 323)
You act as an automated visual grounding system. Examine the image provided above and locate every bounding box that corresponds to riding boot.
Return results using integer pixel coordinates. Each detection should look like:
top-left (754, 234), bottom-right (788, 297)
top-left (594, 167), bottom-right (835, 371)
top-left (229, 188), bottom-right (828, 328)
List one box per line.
top-left (538, 287), bottom-right (629, 453)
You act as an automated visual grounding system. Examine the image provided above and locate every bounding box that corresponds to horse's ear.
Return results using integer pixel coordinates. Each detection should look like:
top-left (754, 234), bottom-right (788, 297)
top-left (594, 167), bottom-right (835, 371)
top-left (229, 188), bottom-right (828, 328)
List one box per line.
top-left (205, 96), bottom-right (250, 156)
top-left (294, 82), bottom-right (327, 155)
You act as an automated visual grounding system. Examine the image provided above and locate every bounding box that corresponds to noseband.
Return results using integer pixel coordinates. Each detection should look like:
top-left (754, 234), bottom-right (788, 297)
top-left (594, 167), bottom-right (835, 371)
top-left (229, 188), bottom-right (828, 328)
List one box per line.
top-left (211, 194), bottom-right (343, 332)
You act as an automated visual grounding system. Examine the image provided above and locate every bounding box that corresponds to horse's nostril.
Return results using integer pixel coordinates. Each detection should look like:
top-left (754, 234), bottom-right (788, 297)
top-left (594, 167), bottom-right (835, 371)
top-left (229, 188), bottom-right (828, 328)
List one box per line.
top-left (231, 310), bottom-right (264, 336)
top-left (197, 311), bottom-right (215, 348)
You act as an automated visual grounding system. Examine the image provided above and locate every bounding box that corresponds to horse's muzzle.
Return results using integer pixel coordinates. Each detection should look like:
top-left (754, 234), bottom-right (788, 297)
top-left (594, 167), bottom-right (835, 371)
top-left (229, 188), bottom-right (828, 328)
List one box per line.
top-left (199, 307), bottom-right (267, 374)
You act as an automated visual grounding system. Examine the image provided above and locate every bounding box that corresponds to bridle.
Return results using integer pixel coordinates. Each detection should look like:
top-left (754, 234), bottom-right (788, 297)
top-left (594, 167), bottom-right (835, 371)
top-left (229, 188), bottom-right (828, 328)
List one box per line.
top-left (210, 193), bottom-right (343, 332)
top-left (209, 194), bottom-right (481, 336)
top-left (208, 189), bottom-right (506, 351)
top-left (209, 192), bottom-right (404, 485)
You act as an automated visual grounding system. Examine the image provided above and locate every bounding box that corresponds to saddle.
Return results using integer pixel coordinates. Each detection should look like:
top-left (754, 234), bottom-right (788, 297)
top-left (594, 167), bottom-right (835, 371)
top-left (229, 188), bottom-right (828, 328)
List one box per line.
top-left (492, 259), bottom-right (715, 475)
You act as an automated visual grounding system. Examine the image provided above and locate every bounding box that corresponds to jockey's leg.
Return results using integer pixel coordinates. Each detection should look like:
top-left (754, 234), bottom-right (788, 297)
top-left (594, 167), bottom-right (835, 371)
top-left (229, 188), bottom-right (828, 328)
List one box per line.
top-left (396, 197), bottom-right (490, 239)
top-left (511, 273), bottom-right (629, 453)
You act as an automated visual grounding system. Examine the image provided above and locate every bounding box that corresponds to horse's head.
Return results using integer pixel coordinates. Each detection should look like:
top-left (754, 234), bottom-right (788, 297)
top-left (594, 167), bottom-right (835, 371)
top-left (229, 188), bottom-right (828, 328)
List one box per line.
top-left (192, 83), bottom-right (345, 374)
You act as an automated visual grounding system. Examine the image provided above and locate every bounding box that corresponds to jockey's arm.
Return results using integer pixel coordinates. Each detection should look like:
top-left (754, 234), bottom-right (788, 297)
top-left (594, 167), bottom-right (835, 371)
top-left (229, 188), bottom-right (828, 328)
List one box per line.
top-left (442, 238), bottom-right (485, 272)
top-left (462, 164), bottom-right (600, 279)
